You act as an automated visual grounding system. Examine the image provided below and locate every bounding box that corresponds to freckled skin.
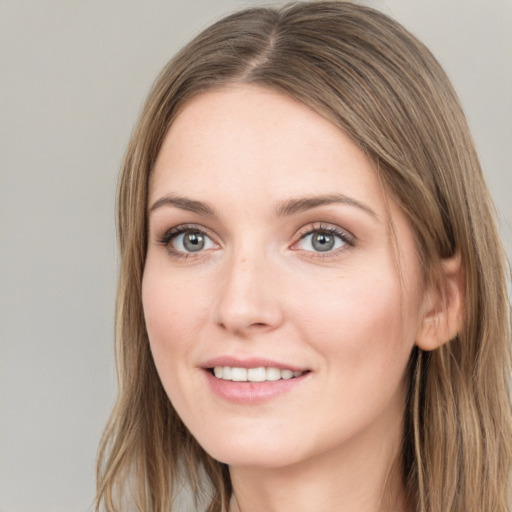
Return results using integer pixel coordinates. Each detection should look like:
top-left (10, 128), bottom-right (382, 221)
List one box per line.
top-left (142, 85), bottom-right (428, 511)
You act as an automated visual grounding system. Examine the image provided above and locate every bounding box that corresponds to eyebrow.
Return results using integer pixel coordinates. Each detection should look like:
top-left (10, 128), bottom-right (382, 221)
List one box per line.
top-left (149, 193), bottom-right (379, 220)
top-left (274, 193), bottom-right (380, 220)
top-left (149, 195), bottom-right (217, 216)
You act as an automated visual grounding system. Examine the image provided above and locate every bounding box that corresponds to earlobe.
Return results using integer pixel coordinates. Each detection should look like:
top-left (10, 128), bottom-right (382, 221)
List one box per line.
top-left (416, 253), bottom-right (465, 351)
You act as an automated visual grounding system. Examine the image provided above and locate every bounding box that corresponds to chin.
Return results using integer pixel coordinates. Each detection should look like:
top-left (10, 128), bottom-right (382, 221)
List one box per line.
top-left (193, 427), bottom-right (312, 470)
top-left (208, 447), bottom-right (300, 470)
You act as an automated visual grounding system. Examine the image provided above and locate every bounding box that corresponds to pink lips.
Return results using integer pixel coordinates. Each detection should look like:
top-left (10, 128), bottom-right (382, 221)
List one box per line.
top-left (202, 356), bottom-right (306, 372)
top-left (201, 356), bottom-right (310, 404)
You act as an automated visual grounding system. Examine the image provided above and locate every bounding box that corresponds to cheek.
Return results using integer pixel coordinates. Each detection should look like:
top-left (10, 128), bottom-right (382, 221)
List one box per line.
top-left (142, 264), bottom-right (212, 416)
top-left (143, 259), bottom-right (208, 335)
top-left (141, 263), bottom-right (208, 374)
top-left (294, 266), bottom-right (420, 370)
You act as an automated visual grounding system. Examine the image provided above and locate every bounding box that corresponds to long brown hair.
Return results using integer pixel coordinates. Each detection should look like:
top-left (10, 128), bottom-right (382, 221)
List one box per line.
top-left (96, 2), bottom-right (512, 511)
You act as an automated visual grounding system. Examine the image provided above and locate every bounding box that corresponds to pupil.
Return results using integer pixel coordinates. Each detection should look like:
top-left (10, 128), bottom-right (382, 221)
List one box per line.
top-left (183, 232), bottom-right (205, 252)
top-left (312, 232), bottom-right (334, 252)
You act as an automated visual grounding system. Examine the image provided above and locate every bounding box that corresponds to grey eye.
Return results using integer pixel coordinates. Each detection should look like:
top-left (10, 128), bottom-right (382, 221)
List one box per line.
top-left (298, 230), bottom-right (346, 252)
top-left (311, 232), bottom-right (335, 251)
top-left (172, 231), bottom-right (214, 253)
top-left (183, 232), bottom-right (205, 251)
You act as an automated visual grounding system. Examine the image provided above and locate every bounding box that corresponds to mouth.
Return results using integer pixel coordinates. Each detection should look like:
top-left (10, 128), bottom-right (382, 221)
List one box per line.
top-left (202, 360), bottom-right (311, 403)
top-left (209, 366), bottom-right (309, 382)
top-left (201, 357), bottom-right (311, 403)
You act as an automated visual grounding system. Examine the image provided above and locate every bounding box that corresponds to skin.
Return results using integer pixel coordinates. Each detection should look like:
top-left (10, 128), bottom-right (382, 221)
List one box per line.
top-left (142, 85), bottom-right (433, 512)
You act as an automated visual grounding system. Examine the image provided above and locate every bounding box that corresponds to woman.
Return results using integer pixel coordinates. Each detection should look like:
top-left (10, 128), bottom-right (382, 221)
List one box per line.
top-left (96, 2), bottom-right (512, 511)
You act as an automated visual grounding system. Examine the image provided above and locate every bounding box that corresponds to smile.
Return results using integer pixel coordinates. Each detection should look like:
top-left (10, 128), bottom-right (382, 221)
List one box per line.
top-left (212, 366), bottom-right (305, 382)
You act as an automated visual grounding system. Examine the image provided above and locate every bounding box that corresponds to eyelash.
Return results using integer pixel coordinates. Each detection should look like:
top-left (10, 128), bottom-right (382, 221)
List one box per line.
top-left (156, 223), bottom-right (355, 259)
top-left (294, 223), bottom-right (355, 258)
top-left (157, 223), bottom-right (216, 260)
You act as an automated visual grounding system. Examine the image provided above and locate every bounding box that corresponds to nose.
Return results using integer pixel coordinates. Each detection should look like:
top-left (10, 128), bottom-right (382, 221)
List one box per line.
top-left (214, 251), bottom-right (284, 336)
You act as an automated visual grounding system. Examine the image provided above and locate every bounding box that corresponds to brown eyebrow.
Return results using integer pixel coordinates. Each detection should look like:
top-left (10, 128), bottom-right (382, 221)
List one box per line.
top-left (275, 194), bottom-right (380, 220)
top-left (149, 193), bottom-right (379, 221)
top-left (149, 195), bottom-right (217, 216)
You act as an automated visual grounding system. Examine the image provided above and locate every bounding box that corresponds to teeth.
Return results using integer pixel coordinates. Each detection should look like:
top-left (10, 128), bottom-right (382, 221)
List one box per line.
top-left (266, 367), bottom-right (281, 381)
top-left (231, 367), bottom-right (247, 381)
top-left (247, 367), bottom-right (266, 382)
top-left (281, 369), bottom-right (293, 379)
top-left (212, 366), bottom-right (305, 382)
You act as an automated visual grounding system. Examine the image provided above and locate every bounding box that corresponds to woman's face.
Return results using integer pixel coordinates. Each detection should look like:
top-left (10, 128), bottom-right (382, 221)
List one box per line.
top-left (142, 85), bottom-right (429, 470)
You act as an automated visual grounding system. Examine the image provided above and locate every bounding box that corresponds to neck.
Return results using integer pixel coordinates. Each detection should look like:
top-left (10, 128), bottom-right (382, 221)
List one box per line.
top-left (229, 418), bottom-right (409, 512)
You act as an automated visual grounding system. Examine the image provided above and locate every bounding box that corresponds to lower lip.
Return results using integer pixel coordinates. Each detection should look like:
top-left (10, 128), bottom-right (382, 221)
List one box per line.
top-left (203, 370), bottom-right (310, 404)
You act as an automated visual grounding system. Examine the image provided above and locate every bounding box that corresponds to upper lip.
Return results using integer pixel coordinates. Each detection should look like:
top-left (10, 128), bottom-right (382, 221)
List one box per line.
top-left (201, 356), bottom-right (308, 372)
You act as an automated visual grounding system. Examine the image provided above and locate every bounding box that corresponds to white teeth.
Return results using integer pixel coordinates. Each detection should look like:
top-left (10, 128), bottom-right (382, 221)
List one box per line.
top-left (247, 367), bottom-right (266, 382)
top-left (231, 367), bottom-right (247, 381)
top-left (212, 366), bottom-right (305, 382)
top-left (266, 367), bottom-right (281, 381)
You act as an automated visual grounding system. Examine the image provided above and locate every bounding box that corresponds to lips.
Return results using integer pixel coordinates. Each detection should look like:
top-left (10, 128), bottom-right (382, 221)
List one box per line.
top-left (201, 357), bottom-right (311, 404)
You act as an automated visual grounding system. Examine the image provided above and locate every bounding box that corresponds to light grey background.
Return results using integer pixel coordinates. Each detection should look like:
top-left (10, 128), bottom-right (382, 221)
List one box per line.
top-left (1, 1), bottom-right (510, 511)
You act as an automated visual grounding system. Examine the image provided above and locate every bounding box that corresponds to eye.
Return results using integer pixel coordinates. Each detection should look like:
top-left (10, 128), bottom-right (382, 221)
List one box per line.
top-left (172, 230), bottom-right (215, 252)
top-left (294, 225), bottom-right (353, 254)
top-left (158, 225), bottom-right (218, 255)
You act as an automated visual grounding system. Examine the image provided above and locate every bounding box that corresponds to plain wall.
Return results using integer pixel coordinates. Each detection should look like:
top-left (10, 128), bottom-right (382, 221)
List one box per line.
top-left (1, 1), bottom-right (510, 511)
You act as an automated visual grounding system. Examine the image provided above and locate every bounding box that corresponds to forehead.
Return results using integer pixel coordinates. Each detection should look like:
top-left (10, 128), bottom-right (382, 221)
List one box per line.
top-left (150, 85), bottom-right (383, 213)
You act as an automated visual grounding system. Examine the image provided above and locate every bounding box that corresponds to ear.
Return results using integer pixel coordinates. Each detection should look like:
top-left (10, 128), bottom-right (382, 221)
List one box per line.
top-left (416, 253), bottom-right (465, 351)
